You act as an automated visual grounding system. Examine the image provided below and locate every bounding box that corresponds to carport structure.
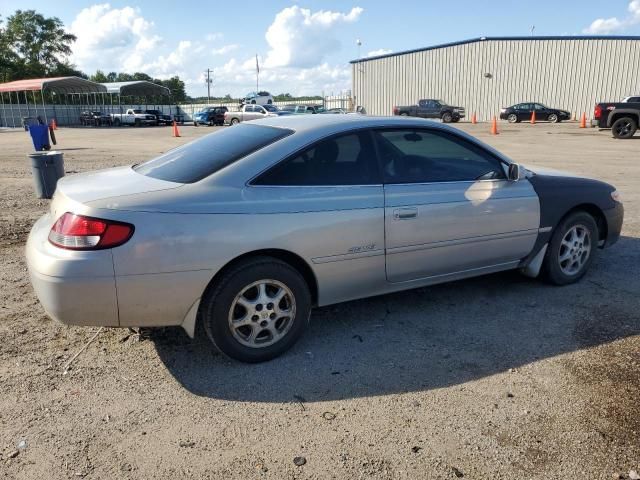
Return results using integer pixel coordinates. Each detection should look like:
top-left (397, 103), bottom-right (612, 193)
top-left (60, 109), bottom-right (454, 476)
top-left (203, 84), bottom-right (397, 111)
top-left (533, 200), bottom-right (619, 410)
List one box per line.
top-left (0, 76), bottom-right (107, 128)
top-left (100, 81), bottom-right (172, 117)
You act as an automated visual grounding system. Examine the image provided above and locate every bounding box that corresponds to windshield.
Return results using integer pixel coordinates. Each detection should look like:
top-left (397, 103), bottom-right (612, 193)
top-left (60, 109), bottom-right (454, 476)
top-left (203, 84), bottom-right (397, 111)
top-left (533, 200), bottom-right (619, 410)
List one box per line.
top-left (134, 124), bottom-right (294, 183)
top-left (263, 104), bottom-right (279, 112)
top-left (132, 109), bottom-right (143, 114)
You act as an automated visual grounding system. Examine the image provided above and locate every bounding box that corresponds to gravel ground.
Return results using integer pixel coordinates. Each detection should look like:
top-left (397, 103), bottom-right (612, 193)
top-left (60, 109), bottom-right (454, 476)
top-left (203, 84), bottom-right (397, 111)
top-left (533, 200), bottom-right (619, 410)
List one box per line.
top-left (0, 122), bottom-right (638, 479)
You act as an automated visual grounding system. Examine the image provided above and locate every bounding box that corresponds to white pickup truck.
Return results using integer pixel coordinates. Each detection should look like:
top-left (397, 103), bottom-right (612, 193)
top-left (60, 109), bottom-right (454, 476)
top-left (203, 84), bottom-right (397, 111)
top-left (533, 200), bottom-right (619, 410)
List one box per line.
top-left (110, 109), bottom-right (157, 126)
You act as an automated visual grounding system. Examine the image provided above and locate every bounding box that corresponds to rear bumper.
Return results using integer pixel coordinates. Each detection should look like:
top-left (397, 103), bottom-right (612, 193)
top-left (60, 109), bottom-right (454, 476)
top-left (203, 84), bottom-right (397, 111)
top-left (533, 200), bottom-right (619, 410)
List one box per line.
top-left (604, 202), bottom-right (624, 247)
top-left (26, 214), bottom-right (119, 327)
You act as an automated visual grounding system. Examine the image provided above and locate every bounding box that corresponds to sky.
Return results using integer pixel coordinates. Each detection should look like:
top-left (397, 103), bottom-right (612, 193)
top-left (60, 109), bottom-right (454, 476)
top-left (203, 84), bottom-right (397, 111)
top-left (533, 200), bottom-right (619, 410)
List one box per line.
top-left (2, 0), bottom-right (640, 97)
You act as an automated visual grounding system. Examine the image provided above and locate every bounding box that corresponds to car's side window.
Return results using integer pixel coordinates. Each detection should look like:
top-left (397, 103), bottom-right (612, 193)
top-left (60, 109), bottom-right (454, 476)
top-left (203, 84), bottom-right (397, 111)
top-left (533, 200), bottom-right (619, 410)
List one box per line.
top-left (252, 131), bottom-right (380, 186)
top-left (374, 129), bottom-right (506, 184)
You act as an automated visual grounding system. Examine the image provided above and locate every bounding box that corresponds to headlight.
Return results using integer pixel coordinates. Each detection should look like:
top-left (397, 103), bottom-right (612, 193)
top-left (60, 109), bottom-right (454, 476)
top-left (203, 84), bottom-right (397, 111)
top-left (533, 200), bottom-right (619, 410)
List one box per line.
top-left (611, 190), bottom-right (622, 203)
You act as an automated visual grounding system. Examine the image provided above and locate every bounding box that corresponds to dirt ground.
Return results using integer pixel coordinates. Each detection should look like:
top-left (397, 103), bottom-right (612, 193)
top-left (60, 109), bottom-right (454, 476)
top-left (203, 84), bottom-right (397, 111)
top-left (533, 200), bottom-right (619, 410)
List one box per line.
top-left (0, 121), bottom-right (638, 479)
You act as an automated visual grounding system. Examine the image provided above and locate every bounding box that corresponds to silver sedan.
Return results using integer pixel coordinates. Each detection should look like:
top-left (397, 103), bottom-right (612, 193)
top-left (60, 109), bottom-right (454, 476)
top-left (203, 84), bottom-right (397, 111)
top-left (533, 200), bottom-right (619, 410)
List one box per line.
top-left (27, 115), bottom-right (624, 362)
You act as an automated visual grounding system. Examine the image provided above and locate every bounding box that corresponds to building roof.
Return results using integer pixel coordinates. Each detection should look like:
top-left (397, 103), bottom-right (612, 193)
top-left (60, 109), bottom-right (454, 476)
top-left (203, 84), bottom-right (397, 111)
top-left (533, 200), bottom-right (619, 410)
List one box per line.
top-left (101, 81), bottom-right (171, 96)
top-left (0, 76), bottom-right (107, 94)
top-left (350, 35), bottom-right (640, 64)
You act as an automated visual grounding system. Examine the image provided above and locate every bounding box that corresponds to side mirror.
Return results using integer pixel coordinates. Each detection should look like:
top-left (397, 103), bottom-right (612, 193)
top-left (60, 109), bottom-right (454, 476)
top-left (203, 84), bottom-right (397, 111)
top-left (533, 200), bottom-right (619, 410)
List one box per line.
top-left (508, 163), bottom-right (521, 181)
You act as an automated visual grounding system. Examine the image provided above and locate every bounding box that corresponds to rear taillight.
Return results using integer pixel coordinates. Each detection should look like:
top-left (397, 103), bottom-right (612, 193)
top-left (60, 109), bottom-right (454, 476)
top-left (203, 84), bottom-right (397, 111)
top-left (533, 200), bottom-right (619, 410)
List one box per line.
top-left (594, 105), bottom-right (602, 119)
top-left (393, 107), bottom-right (399, 115)
top-left (48, 213), bottom-right (134, 250)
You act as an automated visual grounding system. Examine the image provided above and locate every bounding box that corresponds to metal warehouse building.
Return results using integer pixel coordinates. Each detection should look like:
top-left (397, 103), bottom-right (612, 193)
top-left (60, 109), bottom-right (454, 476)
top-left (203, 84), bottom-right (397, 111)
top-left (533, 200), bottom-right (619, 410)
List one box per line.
top-left (351, 36), bottom-right (640, 120)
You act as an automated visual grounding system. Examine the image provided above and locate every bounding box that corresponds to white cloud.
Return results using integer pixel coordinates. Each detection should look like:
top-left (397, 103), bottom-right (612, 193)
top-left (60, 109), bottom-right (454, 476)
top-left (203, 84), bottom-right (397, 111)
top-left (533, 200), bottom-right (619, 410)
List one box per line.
top-left (264, 5), bottom-right (363, 68)
top-left (69, 3), bottom-right (160, 73)
top-left (212, 44), bottom-right (240, 55)
top-left (366, 48), bottom-right (392, 57)
top-left (67, 4), bottom-right (360, 98)
top-left (584, 0), bottom-right (640, 34)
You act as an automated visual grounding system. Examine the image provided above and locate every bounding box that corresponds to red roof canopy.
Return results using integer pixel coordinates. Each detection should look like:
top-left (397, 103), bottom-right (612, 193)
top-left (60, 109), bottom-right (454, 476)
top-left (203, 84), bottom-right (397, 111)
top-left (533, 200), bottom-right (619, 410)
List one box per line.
top-left (0, 76), bottom-right (107, 94)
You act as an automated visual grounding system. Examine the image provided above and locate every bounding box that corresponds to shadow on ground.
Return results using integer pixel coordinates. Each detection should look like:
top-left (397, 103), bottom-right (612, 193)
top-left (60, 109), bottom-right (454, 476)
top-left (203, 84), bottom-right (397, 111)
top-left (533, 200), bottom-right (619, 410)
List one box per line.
top-left (153, 236), bottom-right (640, 403)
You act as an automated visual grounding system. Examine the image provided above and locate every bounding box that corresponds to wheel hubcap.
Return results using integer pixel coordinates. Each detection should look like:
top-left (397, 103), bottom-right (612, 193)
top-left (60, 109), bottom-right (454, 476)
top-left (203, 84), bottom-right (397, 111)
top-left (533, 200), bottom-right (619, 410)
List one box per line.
top-left (508, 114), bottom-right (517, 123)
top-left (228, 280), bottom-right (296, 348)
top-left (558, 225), bottom-right (592, 275)
top-left (616, 122), bottom-right (632, 135)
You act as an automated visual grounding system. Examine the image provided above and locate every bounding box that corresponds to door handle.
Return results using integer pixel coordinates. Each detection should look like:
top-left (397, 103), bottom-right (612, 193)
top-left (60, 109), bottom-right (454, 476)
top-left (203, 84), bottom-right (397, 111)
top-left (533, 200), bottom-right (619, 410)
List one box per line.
top-left (393, 208), bottom-right (418, 220)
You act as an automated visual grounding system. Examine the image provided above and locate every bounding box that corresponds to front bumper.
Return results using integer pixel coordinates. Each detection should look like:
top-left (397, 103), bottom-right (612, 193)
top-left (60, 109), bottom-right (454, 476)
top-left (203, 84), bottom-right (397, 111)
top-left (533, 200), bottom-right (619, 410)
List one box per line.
top-left (26, 214), bottom-right (119, 326)
top-left (604, 202), bottom-right (624, 247)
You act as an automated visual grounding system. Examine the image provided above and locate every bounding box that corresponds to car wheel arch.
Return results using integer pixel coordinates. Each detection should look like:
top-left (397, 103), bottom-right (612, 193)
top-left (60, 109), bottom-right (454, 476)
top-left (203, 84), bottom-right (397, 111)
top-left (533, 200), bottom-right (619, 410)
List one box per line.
top-left (201, 249), bottom-right (319, 307)
top-left (555, 204), bottom-right (608, 244)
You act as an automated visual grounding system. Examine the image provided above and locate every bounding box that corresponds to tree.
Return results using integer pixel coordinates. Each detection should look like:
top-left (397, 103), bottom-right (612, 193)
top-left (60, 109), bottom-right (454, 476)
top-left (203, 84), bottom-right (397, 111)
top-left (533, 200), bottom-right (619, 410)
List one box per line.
top-left (3, 10), bottom-right (76, 80)
top-left (158, 76), bottom-right (187, 103)
top-left (90, 70), bottom-right (108, 83)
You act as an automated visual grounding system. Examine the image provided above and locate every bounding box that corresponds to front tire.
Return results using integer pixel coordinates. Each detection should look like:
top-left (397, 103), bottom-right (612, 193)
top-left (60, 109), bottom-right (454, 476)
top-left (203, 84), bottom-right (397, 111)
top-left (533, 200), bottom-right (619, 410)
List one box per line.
top-left (441, 112), bottom-right (453, 123)
top-left (543, 211), bottom-right (598, 285)
top-left (230, 118), bottom-right (239, 125)
top-left (201, 257), bottom-right (311, 363)
top-left (548, 113), bottom-right (559, 123)
top-left (507, 113), bottom-right (518, 123)
top-left (611, 117), bottom-right (637, 139)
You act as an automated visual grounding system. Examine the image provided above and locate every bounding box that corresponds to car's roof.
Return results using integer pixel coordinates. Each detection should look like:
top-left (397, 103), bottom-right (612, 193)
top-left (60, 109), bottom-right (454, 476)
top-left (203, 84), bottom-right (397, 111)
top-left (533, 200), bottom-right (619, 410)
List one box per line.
top-left (254, 113), bottom-right (460, 133)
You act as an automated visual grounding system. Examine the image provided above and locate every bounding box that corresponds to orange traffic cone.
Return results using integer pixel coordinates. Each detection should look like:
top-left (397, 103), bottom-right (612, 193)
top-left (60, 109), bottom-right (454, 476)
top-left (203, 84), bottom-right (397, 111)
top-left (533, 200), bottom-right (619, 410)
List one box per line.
top-left (491, 116), bottom-right (499, 135)
top-left (471, 112), bottom-right (477, 124)
top-left (579, 112), bottom-right (587, 128)
top-left (51, 118), bottom-right (58, 130)
top-left (530, 110), bottom-right (536, 124)
top-left (172, 120), bottom-right (181, 137)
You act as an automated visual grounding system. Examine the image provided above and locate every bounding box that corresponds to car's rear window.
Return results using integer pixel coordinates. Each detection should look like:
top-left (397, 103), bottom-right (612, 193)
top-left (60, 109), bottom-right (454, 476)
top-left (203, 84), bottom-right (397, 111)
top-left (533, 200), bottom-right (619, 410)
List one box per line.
top-left (133, 124), bottom-right (293, 183)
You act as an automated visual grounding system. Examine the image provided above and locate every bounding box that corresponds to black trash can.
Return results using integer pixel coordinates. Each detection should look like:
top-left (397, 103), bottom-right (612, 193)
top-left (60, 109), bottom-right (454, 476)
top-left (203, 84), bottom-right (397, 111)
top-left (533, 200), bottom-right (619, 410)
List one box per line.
top-left (28, 151), bottom-right (65, 199)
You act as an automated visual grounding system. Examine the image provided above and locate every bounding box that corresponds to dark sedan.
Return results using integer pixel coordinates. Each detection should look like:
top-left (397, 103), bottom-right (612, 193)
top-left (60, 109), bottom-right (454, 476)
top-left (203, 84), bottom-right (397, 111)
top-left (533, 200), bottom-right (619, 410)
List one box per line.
top-left (79, 111), bottom-right (111, 126)
top-left (500, 103), bottom-right (571, 123)
top-left (145, 109), bottom-right (173, 126)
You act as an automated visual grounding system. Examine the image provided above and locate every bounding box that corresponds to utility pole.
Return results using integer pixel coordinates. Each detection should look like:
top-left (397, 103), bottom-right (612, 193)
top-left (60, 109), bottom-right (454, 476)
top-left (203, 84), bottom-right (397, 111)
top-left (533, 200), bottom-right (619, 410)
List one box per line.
top-left (205, 68), bottom-right (213, 104)
top-left (255, 54), bottom-right (260, 93)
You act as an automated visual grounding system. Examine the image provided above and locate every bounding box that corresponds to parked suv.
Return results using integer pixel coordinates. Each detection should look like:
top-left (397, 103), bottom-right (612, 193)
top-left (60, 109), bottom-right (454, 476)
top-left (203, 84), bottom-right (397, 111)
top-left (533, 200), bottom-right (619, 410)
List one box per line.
top-left (194, 106), bottom-right (228, 126)
top-left (241, 91), bottom-right (274, 105)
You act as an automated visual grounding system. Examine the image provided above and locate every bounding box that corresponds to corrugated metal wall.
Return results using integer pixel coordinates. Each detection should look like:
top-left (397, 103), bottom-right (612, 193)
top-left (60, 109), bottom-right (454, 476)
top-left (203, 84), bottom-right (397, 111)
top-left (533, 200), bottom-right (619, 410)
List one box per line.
top-left (352, 38), bottom-right (640, 120)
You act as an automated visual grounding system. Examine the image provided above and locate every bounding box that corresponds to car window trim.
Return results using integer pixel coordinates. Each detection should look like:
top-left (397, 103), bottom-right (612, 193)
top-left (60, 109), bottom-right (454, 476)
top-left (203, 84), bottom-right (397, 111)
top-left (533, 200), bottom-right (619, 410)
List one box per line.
top-left (372, 127), bottom-right (509, 185)
top-left (247, 127), bottom-right (384, 187)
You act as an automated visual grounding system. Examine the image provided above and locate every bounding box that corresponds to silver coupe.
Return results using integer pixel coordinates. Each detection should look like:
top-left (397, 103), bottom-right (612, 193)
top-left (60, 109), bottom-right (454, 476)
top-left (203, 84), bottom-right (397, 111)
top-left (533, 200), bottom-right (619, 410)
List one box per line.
top-left (27, 115), bottom-right (624, 362)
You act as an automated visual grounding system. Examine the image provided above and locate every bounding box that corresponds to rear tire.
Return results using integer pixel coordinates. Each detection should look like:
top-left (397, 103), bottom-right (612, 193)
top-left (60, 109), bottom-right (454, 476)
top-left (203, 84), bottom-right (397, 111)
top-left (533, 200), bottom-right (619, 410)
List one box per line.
top-left (113, 118), bottom-right (121, 126)
top-left (611, 117), bottom-right (637, 139)
top-left (543, 211), bottom-right (598, 285)
top-left (201, 257), bottom-right (311, 363)
top-left (230, 118), bottom-right (239, 125)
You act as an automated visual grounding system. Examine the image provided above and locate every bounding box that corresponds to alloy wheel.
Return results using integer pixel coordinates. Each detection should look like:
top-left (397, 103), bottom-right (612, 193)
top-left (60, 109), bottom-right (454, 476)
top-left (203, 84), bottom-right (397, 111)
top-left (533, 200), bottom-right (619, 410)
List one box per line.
top-left (228, 280), bottom-right (296, 348)
top-left (558, 225), bottom-right (592, 276)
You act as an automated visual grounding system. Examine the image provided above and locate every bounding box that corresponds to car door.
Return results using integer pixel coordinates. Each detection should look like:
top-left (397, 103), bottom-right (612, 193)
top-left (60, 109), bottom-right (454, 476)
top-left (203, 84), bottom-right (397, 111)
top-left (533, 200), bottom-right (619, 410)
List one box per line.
top-left (245, 105), bottom-right (259, 120)
top-left (534, 103), bottom-right (550, 120)
top-left (378, 127), bottom-right (540, 283)
top-left (516, 103), bottom-right (530, 121)
top-left (416, 100), bottom-right (430, 118)
top-left (250, 130), bottom-right (385, 305)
